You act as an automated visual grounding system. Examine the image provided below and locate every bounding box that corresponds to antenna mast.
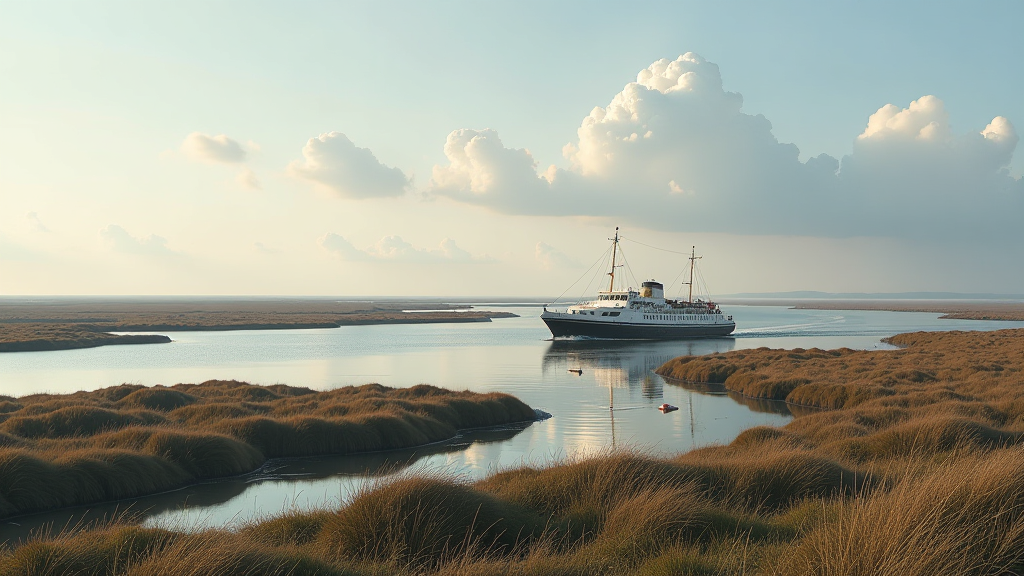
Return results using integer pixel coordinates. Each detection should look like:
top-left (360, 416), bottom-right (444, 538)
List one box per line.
top-left (686, 246), bottom-right (702, 303)
top-left (607, 227), bottom-right (620, 292)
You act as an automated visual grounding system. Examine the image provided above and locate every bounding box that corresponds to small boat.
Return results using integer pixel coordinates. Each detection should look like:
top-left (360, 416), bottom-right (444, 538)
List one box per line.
top-left (568, 368), bottom-right (583, 375)
top-left (658, 403), bottom-right (678, 413)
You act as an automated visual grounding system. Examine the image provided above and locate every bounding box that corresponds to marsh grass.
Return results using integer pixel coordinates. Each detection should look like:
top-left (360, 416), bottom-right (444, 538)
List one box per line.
top-left (6, 328), bottom-right (1024, 574)
top-left (0, 381), bottom-right (535, 518)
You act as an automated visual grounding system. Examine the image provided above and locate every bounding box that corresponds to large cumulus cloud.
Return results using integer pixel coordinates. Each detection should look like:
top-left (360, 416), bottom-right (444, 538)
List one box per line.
top-left (837, 96), bottom-right (1020, 236)
top-left (290, 132), bottom-right (409, 198)
top-left (429, 53), bottom-right (1021, 239)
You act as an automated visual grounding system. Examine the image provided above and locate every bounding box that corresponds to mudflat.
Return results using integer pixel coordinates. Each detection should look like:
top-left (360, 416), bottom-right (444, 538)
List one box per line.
top-left (0, 298), bottom-right (517, 352)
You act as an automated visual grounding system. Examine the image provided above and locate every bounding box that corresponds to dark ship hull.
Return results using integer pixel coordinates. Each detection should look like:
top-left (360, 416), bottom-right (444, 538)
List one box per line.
top-left (542, 316), bottom-right (735, 340)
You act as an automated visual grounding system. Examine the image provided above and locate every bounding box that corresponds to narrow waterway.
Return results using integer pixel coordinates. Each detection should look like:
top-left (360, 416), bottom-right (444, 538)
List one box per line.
top-left (1, 304), bottom-right (1020, 542)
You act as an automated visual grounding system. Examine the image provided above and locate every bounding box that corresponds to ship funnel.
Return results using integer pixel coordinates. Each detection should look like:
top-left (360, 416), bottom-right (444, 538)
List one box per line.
top-left (640, 281), bottom-right (664, 299)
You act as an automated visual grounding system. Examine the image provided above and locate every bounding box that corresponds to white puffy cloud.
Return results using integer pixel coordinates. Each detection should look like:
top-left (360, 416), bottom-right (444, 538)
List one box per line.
top-left (100, 225), bottom-right (176, 256)
top-left (181, 132), bottom-right (248, 163)
top-left (428, 54), bottom-right (1021, 239)
top-left (837, 97), bottom-right (1021, 236)
top-left (319, 233), bottom-right (483, 262)
top-left (858, 95), bottom-right (951, 142)
top-left (535, 242), bottom-right (581, 270)
top-left (290, 132), bottom-right (409, 198)
top-left (318, 233), bottom-right (369, 261)
top-left (236, 168), bottom-right (261, 189)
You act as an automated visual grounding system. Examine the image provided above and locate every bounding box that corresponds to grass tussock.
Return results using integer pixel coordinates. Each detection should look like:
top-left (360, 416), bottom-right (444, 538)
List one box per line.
top-left (7, 328), bottom-right (1024, 574)
top-left (0, 381), bottom-right (535, 519)
top-left (8, 447), bottom-right (1024, 574)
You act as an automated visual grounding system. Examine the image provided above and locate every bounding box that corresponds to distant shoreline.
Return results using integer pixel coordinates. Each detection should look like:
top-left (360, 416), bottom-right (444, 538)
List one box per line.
top-left (720, 298), bottom-right (1024, 321)
top-left (0, 333), bottom-right (172, 353)
top-left (0, 300), bottom-right (518, 353)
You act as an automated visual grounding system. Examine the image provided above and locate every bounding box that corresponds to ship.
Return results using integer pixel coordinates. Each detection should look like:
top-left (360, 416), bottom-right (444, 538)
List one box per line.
top-left (541, 228), bottom-right (735, 340)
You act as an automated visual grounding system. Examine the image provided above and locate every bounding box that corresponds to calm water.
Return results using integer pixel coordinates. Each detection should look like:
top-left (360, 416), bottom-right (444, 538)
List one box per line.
top-left (1, 304), bottom-right (1021, 541)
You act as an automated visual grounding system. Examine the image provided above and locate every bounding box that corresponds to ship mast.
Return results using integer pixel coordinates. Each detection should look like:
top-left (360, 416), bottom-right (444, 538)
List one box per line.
top-left (686, 246), bottom-right (702, 303)
top-left (607, 227), bottom-right (620, 292)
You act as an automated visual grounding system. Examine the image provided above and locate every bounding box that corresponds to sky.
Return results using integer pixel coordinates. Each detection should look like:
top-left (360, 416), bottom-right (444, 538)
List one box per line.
top-left (1, 1), bottom-right (1022, 297)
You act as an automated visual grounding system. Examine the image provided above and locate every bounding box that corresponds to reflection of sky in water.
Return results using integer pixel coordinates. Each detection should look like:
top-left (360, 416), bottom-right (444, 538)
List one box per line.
top-left (1, 305), bottom-right (1022, 539)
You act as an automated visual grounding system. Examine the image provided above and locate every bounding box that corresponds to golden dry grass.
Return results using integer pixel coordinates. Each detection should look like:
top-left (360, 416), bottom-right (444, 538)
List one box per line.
top-left (0, 381), bottom-right (536, 519)
top-left (0, 325), bottom-right (170, 352)
top-left (7, 328), bottom-right (1024, 575)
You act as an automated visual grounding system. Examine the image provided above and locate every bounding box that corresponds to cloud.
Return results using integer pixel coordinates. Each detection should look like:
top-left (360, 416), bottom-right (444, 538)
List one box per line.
top-left (236, 168), bottom-right (261, 189)
top-left (290, 132), bottom-right (409, 198)
top-left (181, 132), bottom-right (248, 164)
top-left (26, 212), bottom-right (49, 233)
top-left (535, 242), bottom-right (581, 270)
top-left (428, 53), bottom-right (1022, 239)
top-left (836, 97), bottom-right (1021, 236)
top-left (319, 233), bottom-right (484, 262)
top-left (100, 225), bottom-right (176, 256)
top-left (318, 233), bottom-right (368, 261)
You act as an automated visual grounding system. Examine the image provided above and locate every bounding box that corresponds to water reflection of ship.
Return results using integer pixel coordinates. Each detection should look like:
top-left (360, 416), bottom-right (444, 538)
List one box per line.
top-left (544, 338), bottom-right (792, 449)
top-left (542, 338), bottom-right (737, 399)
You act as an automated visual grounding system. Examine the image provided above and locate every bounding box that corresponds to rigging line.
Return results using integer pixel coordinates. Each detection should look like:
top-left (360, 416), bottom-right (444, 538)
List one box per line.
top-left (578, 251), bottom-right (608, 304)
top-left (615, 244), bottom-right (640, 290)
top-left (620, 236), bottom-right (694, 256)
top-left (549, 244), bottom-right (612, 306)
top-left (697, 267), bottom-right (715, 300)
top-left (691, 260), bottom-right (705, 300)
top-left (577, 243), bottom-right (615, 304)
top-left (695, 264), bottom-right (713, 300)
top-left (668, 264), bottom-right (690, 300)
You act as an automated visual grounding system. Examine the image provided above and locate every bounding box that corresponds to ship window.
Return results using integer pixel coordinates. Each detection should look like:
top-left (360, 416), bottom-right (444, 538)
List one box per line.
top-left (610, 312), bottom-right (620, 317)
top-left (601, 312), bottom-right (608, 316)
top-left (590, 311), bottom-right (594, 315)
